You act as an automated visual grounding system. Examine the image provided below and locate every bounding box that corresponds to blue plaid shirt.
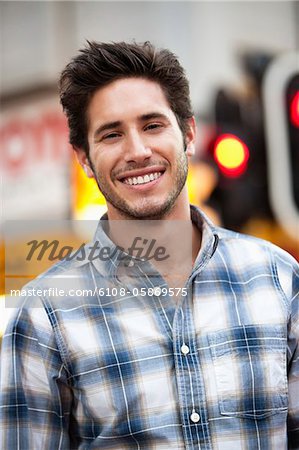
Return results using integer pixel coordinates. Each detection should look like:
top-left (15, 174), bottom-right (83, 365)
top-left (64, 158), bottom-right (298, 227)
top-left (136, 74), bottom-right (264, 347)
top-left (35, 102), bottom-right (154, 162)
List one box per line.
top-left (1, 206), bottom-right (299, 449)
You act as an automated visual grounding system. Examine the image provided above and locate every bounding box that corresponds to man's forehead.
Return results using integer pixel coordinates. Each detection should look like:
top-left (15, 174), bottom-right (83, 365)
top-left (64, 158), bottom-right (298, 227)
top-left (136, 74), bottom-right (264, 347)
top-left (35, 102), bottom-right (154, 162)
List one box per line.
top-left (87, 77), bottom-right (175, 131)
top-left (88, 77), bottom-right (171, 114)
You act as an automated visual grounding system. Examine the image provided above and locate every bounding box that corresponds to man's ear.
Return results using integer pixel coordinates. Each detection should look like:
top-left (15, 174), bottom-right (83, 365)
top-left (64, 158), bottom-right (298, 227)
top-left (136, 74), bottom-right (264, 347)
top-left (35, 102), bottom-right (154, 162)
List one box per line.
top-left (75, 148), bottom-right (94, 178)
top-left (185, 116), bottom-right (196, 157)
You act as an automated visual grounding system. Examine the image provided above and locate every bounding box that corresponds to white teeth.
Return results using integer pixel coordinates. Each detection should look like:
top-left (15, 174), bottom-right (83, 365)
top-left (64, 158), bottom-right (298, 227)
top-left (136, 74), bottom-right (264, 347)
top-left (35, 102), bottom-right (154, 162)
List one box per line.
top-left (123, 172), bottom-right (163, 185)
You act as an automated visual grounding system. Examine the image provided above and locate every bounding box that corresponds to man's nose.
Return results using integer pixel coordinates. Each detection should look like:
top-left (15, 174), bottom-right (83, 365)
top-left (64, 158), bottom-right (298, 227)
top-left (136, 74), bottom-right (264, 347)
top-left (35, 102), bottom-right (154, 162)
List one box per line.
top-left (124, 133), bottom-right (153, 163)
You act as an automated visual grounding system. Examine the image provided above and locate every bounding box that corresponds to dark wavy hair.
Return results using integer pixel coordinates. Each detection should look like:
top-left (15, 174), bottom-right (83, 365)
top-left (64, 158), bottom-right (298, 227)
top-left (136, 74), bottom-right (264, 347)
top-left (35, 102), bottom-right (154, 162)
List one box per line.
top-left (59, 41), bottom-right (193, 155)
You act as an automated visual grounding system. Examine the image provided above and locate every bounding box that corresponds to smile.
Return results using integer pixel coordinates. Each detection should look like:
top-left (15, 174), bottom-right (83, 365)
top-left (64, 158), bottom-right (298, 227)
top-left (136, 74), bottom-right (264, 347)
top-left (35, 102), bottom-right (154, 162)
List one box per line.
top-left (122, 172), bottom-right (163, 186)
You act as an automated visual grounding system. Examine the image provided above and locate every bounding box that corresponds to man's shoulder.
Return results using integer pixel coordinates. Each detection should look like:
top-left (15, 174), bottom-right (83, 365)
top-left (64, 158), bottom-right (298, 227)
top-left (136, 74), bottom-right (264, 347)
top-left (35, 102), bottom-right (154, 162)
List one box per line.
top-left (33, 234), bottom-right (112, 281)
top-left (208, 225), bottom-right (298, 303)
top-left (214, 225), bottom-right (298, 271)
top-left (17, 243), bottom-right (102, 302)
top-left (29, 250), bottom-right (90, 285)
top-left (193, 205), bottom-right (297, 268)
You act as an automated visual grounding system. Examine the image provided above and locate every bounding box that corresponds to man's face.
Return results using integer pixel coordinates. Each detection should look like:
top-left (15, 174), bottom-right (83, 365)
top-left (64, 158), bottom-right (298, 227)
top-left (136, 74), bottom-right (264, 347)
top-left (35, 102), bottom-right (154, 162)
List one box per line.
top-left (78, 77), bottom-right (195, 220)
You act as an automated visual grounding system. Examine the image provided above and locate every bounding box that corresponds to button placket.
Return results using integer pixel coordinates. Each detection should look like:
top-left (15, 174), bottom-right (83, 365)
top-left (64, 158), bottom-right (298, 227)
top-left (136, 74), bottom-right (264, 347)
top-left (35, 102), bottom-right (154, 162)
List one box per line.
top-left (172, 283), bottom-right (212, 448)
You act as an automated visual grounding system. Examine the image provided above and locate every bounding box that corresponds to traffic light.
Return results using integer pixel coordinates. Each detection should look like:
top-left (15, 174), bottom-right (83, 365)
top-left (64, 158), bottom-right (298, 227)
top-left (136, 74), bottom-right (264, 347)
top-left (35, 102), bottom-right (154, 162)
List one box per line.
top-left (206, 68), bottom-right (272, 230)
top-left (263, 52), bottom-right (299, 241)
top-left (286, 75), bottom-right (299, 209)
top-left (204, 51), bottom-right (299, 242)
top-left (290, 90), bottom-right (299, 128)
top-left (213, 133), bottom-right (249, 178)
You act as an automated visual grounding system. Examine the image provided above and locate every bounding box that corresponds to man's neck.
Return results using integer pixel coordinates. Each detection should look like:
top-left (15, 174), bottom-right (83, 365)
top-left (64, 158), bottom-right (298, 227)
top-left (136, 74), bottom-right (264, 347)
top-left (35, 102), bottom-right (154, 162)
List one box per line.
top-left (106, 190), bottom-right (202, 288)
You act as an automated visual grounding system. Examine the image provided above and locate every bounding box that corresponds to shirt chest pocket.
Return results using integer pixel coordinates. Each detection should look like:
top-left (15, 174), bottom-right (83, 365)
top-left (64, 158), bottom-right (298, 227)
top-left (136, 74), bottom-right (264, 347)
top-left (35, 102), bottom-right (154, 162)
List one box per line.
top-left (208, 324), bottom-right (288, 420)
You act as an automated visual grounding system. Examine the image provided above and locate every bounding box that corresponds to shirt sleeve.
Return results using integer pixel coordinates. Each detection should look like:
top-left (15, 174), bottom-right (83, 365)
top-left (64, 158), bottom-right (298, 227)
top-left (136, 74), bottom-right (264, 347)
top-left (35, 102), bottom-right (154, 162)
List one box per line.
top-left (0, 299), bottom-right (73, 450)
top-left (276, 250), bottom-right (299, 449)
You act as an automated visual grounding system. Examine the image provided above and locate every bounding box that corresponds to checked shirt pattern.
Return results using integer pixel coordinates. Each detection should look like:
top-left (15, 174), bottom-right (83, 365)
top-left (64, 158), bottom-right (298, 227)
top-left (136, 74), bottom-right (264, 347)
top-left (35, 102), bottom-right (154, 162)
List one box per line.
top-left (1, 206), bottom-right (298, 449)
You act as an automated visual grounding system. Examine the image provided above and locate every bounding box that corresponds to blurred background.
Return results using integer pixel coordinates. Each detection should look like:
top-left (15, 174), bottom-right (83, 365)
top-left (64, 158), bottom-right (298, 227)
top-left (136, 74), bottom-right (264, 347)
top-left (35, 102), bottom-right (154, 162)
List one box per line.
top-left (1, 1), bottom-right (299, 333)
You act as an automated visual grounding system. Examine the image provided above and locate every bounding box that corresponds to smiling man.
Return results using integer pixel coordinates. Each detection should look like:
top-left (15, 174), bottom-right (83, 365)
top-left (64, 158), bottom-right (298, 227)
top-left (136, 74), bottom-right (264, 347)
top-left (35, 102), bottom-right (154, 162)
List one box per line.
top-left (80, 77), bottom-right (194, 221)
top-left (1, 41), bottom-right (299, 450)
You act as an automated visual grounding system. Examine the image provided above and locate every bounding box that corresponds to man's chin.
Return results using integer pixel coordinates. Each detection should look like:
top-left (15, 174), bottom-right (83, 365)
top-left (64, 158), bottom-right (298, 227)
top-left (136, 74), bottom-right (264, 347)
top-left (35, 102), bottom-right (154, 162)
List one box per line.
top-left (116, 200), bottom-right (175, 220)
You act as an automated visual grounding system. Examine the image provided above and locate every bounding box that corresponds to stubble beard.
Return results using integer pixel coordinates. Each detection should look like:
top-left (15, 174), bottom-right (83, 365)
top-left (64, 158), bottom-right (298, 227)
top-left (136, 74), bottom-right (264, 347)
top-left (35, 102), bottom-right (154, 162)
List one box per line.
top-left (89, 150), bottom-right (189, 220)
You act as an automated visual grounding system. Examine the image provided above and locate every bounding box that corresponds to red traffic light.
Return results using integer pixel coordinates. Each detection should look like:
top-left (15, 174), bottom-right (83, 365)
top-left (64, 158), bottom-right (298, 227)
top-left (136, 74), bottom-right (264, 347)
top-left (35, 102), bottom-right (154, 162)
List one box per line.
top-left (290, 91), bottom-right (299, 128)
top-left (213, 133), bottom-right (249, 177)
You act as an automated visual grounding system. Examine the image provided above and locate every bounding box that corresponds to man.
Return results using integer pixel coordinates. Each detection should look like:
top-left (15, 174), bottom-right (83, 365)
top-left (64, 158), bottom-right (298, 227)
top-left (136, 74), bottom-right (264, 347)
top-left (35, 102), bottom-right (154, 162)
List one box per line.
top-left (1, 41), bottom-right (298, 449)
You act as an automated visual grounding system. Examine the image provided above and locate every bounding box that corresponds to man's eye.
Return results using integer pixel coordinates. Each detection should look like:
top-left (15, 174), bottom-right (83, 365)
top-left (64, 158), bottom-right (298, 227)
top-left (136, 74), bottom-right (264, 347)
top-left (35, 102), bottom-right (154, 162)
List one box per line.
top-left (144, 123), bottom-right (163, 131)
top-left (102, 132), bottom-right (121, 140)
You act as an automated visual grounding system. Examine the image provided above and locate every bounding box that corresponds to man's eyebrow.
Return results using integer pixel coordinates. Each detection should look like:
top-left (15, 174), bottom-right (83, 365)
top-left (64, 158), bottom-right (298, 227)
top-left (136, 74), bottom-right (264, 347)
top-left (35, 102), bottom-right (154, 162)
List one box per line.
top-left (93, 113), bottom-right (169, 140)
top-left (139, 112), bottom-right (170, 122)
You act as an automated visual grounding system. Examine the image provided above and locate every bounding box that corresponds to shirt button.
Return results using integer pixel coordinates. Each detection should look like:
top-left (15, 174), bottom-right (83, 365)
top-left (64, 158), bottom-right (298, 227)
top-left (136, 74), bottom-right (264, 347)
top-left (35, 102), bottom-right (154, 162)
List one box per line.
top-left (190, 412), bottom-right (200, 423)
top-left (127, 259), bottom-right (135, 267)
top-left (181, 344), bottom-right (190, 355)
top-left (153, 287), bottom-right (162, 296)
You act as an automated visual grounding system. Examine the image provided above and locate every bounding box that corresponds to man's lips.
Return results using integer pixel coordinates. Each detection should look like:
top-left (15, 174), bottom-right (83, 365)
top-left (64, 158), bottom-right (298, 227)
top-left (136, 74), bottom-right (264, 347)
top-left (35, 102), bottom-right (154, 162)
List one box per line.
top-left (123, 173), bottom-right (164, 190)
top-left (116, 166), bottom-right (166, 182)
top-left (116, 168), bottom-right (166, 189)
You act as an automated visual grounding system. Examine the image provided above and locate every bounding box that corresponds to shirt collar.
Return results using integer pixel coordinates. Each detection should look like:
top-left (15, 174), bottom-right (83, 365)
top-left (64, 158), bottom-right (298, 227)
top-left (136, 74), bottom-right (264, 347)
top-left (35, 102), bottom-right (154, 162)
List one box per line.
top-left (89, 205), bottom-right (219, 276)
top-left (190, 205), bottom-right (219, 271)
